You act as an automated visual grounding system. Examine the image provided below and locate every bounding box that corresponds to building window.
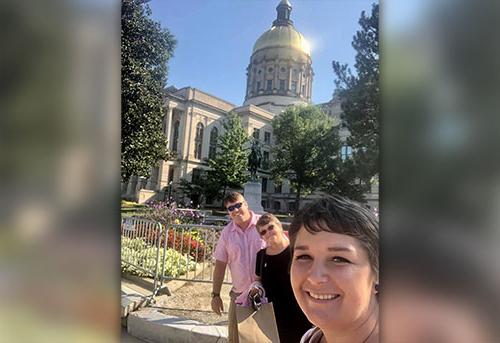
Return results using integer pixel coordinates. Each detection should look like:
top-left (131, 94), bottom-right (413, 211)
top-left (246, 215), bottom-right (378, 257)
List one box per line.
top-left (288, 201), bottom-right (297, 212)
top-left (274, 201), bottom-right (281, 211)
top-left (274, 181), bottom-right (282, 193)
top-left (194, 123), bottom-right (204, 159)
top-left (266, 80), bottom-right (272, 91)
top-left (261, 200), bottom-right (267, 209)
top-left (291, 81), bottom-right (297, 93)
top-left (264, 131), bottom-right (271, 144)
top-left (262, 177), bottom-right (268, 193)
top-left (192, 168), bottom-right (202, 184)
top-left (302, 84), bottom-right (306, 95)
top-left (280, 67), bottom-right (286, 73)
top-left (279, 79), bottom-right (285, 91)
top-left (341, 145), bottom-right (353, 160)
top-left (267, 67), bottom-right (273, 73)
top-left (209, 127), bottom-right (218, 159)
top-left (172, 120), bottom-right (180, 152)
top-left (256, 81), bottom-right (261, 91)
top-left (168, 167), bottom-right (174, 183)
top-left (253, 128), bottom-right (260, 140)
top-left (262, 151), bottom-right (269, 169)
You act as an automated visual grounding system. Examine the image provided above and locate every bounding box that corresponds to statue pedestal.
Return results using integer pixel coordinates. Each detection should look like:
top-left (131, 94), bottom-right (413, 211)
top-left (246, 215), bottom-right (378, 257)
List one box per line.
top-left (243, 181), bottom-right (264, 214)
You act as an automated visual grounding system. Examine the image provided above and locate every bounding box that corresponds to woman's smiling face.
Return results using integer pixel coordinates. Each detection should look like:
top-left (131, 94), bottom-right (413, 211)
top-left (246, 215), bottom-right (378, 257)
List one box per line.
top-left (290, 228), bottom-right (377, 332)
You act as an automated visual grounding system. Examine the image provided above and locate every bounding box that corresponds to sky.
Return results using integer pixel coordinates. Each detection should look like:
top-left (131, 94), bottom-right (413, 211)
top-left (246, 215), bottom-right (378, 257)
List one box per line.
top-left (148, 0), bottom-right (376, 105)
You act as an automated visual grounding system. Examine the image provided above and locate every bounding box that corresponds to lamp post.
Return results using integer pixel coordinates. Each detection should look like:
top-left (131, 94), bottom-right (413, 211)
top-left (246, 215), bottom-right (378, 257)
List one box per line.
top-left (167, 181), bottom-right (173, 204)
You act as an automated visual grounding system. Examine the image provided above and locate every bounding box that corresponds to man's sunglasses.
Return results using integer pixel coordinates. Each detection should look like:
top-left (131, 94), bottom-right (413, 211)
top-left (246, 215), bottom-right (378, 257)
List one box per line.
top-left (227, 202), bottom-right (243, 212)
top-left (258, 224), bottom-right (275, 236)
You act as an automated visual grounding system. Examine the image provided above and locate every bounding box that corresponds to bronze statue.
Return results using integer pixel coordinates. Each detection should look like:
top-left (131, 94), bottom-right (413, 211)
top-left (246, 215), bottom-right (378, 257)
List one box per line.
top-left (248, 140), bottom-right (262, 180)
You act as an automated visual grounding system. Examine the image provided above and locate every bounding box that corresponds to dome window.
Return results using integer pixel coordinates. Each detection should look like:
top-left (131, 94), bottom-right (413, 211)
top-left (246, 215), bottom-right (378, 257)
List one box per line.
top-left (266, 80), bottom-right (273, 91)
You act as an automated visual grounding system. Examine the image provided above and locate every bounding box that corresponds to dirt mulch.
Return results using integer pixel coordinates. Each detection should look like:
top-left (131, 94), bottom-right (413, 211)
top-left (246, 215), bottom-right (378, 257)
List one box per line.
top-left (152, 280), bottom-right (233, 325)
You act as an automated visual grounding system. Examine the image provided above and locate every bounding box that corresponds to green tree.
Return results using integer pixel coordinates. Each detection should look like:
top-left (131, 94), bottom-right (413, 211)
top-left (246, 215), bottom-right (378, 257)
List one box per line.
top-left (321, 156), bottom-right (368, 202)
top-left (272, 105), bottom-right (341, 209)
top-left (332, 3), bottom-right (379, 190)
top-left (207, 112), bottom-right (250, 200)
top-left (121, 0), bottom-right (176, 182)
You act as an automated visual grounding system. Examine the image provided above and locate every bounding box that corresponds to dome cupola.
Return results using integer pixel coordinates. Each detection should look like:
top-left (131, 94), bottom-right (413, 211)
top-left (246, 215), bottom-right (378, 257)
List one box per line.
top-left (243, 0), bottom-right (313, 115)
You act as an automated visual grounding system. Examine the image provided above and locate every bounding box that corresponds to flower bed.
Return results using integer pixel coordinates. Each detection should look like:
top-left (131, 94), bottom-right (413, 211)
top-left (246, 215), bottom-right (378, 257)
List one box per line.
top-left (121, 237), bottom-right (197, 278)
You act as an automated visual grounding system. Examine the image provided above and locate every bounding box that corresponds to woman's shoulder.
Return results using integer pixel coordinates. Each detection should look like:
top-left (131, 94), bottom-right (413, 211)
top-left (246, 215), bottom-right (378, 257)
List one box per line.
top-left (257, 248), bottom-right (266, 257)
top-left (300, 327), bottom-right (323, 343)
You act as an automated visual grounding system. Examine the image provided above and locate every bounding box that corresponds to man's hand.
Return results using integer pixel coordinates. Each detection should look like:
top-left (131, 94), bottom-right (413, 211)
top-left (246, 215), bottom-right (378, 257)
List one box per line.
top-left (211, 295), bottom-right (224, 315)
top-left (211, 260), bottom-right (227, 315)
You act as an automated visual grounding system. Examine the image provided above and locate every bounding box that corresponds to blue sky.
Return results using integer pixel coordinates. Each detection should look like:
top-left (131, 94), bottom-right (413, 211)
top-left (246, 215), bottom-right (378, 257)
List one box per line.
top-left (148, 0), bottom-right (376, 105)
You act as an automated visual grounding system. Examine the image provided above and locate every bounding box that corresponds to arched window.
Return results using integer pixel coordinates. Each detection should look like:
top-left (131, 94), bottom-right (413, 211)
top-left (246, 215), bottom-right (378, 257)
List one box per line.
top-left (341, 145), bottom-right (353, 160)
top-left (209, 127), bottom-right (218, 159)
top-left (194, 123), bottom-right (204, 159)
top-left (172, 120), bottom-right (180, 152)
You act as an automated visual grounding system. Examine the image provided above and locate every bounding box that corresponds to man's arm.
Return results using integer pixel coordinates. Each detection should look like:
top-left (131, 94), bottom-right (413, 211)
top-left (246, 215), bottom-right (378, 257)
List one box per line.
top-left (211, 259), bottom-right (227, 315)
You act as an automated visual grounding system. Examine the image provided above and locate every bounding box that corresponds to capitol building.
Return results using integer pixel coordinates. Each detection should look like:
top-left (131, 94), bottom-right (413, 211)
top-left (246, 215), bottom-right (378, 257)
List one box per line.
top-left (122, 0), bottom-right (378, 211)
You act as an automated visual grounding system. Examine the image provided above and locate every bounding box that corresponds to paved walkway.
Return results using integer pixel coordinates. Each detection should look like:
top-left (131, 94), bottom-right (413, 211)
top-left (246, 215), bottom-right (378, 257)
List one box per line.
top-left (122, 276), bottom-right (231, 342)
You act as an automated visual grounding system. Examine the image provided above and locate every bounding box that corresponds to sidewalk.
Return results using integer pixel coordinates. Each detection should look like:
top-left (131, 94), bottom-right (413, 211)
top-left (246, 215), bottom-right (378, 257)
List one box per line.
top-left (121, 276), bottom-right (230, 343)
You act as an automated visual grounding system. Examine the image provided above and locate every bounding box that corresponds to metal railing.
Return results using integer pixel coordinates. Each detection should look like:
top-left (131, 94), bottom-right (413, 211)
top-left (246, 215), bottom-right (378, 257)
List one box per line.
top-left (121, 217), bottom-right (230, 298)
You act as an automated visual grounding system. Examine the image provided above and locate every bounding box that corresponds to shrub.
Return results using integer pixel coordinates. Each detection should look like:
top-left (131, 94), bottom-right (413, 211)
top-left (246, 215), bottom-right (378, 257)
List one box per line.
top-left (121, 237), bottom-right (197, 278)
top-left (122, 225), bottom-right (209, 262)
top-left (143, 201), bottom-right (205, 225)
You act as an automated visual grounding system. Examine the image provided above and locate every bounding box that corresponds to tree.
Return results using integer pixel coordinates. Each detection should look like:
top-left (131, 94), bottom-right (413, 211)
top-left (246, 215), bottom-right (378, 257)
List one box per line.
top-left (121, 0), bottom-right (176, 182)
top-left (178, 169), bottom-right (219, 207)
top-left (321, 156), bottom-right (368, 202)
top-left (272, 105), bottom-right (341, 209)
top-left (207, 112), bottom-right (250, 200)
top-left (332, 3), bottom-right (379, 190)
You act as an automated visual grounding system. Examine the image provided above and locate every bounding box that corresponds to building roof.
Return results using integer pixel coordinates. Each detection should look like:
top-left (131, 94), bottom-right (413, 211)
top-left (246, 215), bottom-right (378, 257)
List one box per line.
top-left (252, 25), bottom-right (310, 55)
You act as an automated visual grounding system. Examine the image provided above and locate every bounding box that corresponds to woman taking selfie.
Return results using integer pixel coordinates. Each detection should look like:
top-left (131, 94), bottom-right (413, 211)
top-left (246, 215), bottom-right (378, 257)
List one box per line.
top-left (289, 196), bottom-right (379, 343)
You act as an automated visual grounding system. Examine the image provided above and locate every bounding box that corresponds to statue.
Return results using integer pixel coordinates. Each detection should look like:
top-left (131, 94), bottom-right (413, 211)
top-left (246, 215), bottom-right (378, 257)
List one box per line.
top-left (248, 140), bottom-right (262, 181)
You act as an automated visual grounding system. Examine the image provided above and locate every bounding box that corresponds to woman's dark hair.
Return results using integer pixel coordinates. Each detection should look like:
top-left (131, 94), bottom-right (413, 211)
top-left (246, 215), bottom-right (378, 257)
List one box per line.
top-left (289, 195), bottom-right (379, 276)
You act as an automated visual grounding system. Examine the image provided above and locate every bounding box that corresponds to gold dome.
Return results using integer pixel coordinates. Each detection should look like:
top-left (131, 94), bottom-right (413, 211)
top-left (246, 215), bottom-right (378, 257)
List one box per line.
top-left (252, 25), bottom-right (310, 56)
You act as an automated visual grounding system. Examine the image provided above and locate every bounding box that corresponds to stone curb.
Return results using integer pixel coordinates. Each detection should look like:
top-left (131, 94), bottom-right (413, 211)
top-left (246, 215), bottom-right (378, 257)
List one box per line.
top-left (127, 308), bottom-right (228, 343)
top-left (122, 284), bottom-right (150, 319)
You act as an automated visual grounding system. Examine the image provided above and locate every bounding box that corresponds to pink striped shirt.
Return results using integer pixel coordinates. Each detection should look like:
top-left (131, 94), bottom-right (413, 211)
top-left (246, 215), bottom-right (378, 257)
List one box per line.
top-left (213, 211), bottom-right (266, 296)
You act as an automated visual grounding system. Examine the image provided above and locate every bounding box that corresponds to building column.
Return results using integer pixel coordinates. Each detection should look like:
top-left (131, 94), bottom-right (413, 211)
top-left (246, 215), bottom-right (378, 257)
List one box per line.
top-left (183, 105), bottom-right (195, 161)
top-left (165, 106), bottom-right (174, 147)
top-left (274, 62), bottom-right (279, 92)
top-left (151, 105), bottom-right (174, 192)
top-left (287, 65), bottom-right (293, 91)
top-left (298, 66), bottom-right (303, 97)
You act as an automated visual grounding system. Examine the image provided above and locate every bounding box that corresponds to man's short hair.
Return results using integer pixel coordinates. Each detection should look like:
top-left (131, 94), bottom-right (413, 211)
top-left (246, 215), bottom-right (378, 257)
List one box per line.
top-left (223, 191), bottom-right (244, 207)
top-left (256, 213), bottom-right (281, 229)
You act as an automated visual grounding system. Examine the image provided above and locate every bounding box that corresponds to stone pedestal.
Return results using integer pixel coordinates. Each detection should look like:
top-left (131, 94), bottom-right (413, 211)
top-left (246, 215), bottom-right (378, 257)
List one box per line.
top-left (243, 181), bottom-right (264, 214)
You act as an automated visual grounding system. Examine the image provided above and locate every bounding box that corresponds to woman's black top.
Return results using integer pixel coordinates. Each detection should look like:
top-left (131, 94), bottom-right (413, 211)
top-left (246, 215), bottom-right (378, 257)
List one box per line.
top-left (256, 247), bottom-right (312, 343)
